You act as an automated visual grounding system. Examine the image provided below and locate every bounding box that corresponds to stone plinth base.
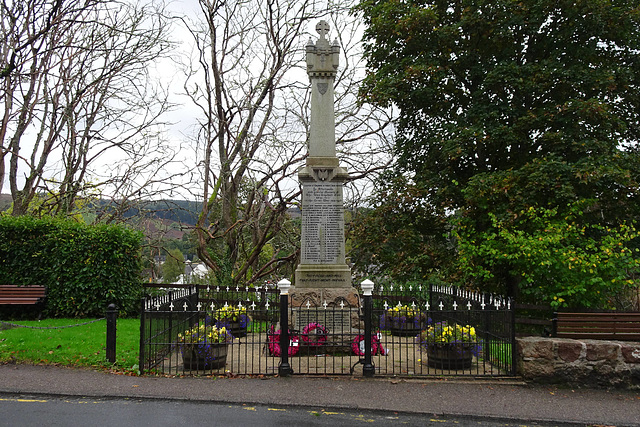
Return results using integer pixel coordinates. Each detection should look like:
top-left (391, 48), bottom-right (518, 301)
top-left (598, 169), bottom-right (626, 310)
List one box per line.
top-left (287, 287), bottom-right (361, 353)
top-left (290, 287), bottom-right (359, 308)
top-left (294, 264), bottom-right (351, 288)
top-left (289, 287), bottom-right (360, 334)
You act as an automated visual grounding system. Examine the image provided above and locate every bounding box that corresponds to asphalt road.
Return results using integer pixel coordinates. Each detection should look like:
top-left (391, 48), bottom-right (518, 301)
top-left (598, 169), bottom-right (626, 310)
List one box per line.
top-left (0, 395), bottom-right (572, 427)
top-left (1, 365), bottom-right (639, 426)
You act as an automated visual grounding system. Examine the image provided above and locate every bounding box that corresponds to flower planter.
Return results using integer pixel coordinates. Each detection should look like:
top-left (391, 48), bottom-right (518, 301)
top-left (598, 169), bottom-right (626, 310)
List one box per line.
top-left (224, 320), bottom-right (248, 338)
top-left (426, 344), bottom-right (473, 370)
top-left (383, 305), bottom-right (428, 337)
top-left (214, 308), bottom-right (250, 338)
top-left (181, 343), bottom-right (228, 370)
top-left (387, 317), bottom-right (424, 337)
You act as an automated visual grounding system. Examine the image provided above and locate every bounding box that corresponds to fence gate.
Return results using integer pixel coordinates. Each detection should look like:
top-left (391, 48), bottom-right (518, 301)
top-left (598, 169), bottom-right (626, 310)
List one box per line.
top-left (139, 283), bottom-right (516, 377)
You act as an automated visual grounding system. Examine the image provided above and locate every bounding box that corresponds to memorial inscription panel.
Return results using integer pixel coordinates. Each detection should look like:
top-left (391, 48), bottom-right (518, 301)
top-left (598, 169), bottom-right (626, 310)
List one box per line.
top-left (293, 309), bottom-right (351, 333)
top-left (300, 181), bottom-right (345, 265)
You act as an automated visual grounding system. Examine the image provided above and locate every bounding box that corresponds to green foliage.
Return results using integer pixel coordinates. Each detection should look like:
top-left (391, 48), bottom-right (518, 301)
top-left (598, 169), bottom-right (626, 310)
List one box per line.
top-left (357, 0), bottom-right (640, 212)
top-left (454, 200), bottom-right (640, 309)
top-left (483, 341), bottom-right (512, 367)
top-left (358, 0), bottom-right (640, 185)
top-left (197, 176), bottom-right (299, 287)
top-left (164, 233), bottom-right (198, 261)
top-left (0, 216), bottom-right (143, 317)
top-left (206, 246), bottom-right (235, 288)
top-left (348, 174), bottom-right (453, 282)
top-left (463, 154), bottom-right (640, 229)
top-left (162, 248), bottom-right (185, 283)
top-left (356, 0), bottom-right (640, 302)
top-left (4, 189), bottom-right (95, 220)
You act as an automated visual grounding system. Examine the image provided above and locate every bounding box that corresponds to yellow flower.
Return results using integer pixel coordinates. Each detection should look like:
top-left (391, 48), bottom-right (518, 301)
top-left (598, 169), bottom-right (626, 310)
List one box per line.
top-left (180, 323), bottom-right (232, 344)
top-left (387, 304), bottom-right (419, 318)
top-left (423, 322), bottom-right (477, 344)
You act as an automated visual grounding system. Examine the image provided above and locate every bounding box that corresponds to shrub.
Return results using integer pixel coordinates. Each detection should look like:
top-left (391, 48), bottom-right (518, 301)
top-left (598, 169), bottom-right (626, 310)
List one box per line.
top-left (453, 200), bottom-right (640, 309)
top-left (0, 215), bottom-right (143, 317)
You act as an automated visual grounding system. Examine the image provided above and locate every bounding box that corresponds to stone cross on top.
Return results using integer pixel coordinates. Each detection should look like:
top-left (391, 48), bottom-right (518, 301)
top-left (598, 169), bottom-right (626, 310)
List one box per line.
top-left (305, 20), bottom-right (340, 160)
top-left (306, 20), bottom-right (340, 76)
top-left (317, 20), bottom-right (330, 39)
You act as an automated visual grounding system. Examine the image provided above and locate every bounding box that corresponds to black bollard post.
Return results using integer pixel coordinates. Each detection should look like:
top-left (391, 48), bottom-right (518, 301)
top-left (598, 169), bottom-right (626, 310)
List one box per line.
top-left (361, 280), bottom-right (375, 377)
top-left (139, 298), bottom-right (145, 374)
top-left (277, 279), bottom-right (293, 377)
top-left (106, 303), bottom-right (118, 363)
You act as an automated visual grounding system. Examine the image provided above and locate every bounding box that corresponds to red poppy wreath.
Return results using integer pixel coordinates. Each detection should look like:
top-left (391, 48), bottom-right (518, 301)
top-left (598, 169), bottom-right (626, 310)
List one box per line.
top-left (267, 327), bottom-right (300, 357)
top-left (301, 322), bottom-right (328, 346)
top-left (351, 333), bottom-right (385, 356)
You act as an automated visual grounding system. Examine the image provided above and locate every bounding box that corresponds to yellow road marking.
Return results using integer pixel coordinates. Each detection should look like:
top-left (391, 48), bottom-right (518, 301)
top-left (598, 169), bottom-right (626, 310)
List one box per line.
top-left (0, 398), bottom-right (48, 403)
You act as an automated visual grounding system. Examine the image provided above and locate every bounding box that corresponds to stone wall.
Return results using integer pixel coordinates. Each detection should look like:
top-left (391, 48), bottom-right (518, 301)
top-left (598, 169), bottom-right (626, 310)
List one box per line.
top-left (517, 337), bottom-right (640, 389)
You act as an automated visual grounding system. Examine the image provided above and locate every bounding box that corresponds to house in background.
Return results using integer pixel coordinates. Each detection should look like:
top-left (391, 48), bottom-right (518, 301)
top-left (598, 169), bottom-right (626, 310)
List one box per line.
top-left (172, 260), bottom-right (209, 284)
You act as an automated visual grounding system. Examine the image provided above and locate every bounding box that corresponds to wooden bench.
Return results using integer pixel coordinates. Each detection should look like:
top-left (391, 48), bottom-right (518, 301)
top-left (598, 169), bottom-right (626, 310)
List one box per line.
top-left (0, 285), bottom-right (47, 306)
top-left (552, 312), bottom-right (640, 341)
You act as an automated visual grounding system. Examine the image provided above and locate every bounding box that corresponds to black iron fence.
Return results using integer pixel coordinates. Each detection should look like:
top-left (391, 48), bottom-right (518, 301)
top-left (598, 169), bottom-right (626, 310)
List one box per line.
top-left (139, 282), bottom-right (516, 377)
top-left (139, 283), bottom-right (280, 375)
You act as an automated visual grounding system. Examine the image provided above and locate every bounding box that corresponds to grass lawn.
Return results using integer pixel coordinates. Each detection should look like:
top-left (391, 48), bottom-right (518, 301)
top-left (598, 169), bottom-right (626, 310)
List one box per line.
top-left (482, 340), bottom-right (513, 368)
top-left (0, 317), bottom-right (140, 373)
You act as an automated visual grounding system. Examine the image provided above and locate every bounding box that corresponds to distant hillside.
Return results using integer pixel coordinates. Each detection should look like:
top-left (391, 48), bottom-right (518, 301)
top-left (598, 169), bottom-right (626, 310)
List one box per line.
top-left (123, 199), bottom-right (201, 226)
top-left (137, 216), bottom-right (189, 241)
top-left (95, 199), bottom-right (202, 226)
top-left (0, 195), bottom-right (300, 241)
top-left (0, 195), bottom-right (201, 224)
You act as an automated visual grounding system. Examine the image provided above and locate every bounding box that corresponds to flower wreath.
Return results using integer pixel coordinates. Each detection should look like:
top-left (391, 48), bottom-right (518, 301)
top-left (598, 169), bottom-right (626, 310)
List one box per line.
top-left (301, 322), bottom-right (328, 346)
top-left (351, 333), bottom-right (386, 356)
top-left (267, 326), bottom-right (300, 357)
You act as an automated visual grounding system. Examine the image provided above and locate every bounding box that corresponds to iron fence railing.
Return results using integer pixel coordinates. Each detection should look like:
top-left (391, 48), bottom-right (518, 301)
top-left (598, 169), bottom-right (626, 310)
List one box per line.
top-left (139, 282), bottom-right (516, 377)
top-left (140, 283), bottom-right (280, 376)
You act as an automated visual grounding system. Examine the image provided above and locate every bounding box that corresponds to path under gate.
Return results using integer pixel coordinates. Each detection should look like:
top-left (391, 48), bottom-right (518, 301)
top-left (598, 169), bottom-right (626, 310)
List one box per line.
top-left (140, 283), bottom-right (516, 378)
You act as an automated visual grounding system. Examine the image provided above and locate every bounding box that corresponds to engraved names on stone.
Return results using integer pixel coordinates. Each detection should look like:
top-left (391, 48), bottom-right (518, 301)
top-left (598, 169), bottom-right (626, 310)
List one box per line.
top-left (300, 181), bottom-right (345, 265)
top-left (293, 309), bottom-right (351, 333)
top-left (298, 272), bottom-right (348, 287)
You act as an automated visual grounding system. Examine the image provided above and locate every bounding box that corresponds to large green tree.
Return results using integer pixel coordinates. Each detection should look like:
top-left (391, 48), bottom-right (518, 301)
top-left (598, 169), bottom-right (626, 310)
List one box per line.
top-left (356, 0), bottom-right (640, 301)
top-left (453, 200), bottom-right (640, 309)
top-left (348, 174), bottom-right (453, 282)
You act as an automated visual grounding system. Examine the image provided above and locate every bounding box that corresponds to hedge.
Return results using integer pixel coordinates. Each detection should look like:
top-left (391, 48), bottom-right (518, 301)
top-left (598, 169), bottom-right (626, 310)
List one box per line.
top-left (0, 215), bottom-right (143, 317)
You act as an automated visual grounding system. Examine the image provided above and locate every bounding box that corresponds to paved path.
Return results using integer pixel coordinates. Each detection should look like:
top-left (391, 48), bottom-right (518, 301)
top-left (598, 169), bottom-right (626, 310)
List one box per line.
top-left (0, 364), bottom-right (639, 426)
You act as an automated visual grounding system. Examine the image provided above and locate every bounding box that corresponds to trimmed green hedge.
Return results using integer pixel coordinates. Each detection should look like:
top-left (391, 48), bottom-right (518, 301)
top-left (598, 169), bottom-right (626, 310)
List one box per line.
top-left (0, 216), bottom-right (143, 317)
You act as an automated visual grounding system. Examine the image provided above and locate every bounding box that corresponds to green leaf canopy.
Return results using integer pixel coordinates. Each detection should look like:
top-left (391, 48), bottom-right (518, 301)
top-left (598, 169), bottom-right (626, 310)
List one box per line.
top-left (356, 0), bottom-right (640, 303)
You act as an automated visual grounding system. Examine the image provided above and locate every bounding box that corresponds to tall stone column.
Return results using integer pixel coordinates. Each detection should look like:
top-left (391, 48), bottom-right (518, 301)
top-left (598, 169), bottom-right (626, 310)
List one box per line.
top-left (294, 20), bottom-right (351, 290)
top-left (306, 20), bottom-right (339, 161)
top-left (291, 21), bottom-right (357, 336)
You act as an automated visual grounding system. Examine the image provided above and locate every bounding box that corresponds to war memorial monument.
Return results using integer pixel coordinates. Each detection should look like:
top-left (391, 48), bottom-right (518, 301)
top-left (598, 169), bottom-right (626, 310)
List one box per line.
top-left (290, 21), bottom-right (358, 332)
